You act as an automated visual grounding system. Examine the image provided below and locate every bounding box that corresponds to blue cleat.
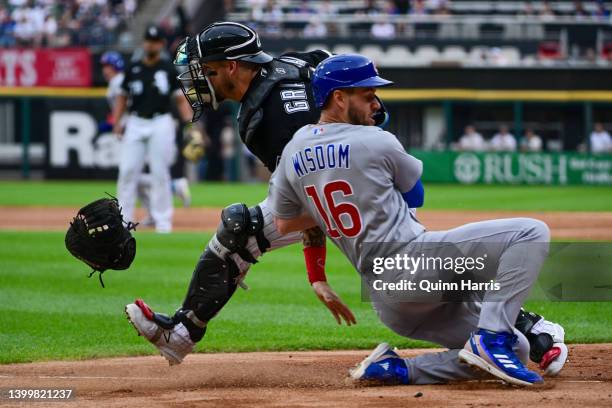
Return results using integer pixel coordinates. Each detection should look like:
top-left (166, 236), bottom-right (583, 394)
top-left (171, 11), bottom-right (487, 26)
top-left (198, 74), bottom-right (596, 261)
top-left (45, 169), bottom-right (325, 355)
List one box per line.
top-left (349, 343), bottom-right (409, 385)
top-left (459, 329), bottom-right (543, 386)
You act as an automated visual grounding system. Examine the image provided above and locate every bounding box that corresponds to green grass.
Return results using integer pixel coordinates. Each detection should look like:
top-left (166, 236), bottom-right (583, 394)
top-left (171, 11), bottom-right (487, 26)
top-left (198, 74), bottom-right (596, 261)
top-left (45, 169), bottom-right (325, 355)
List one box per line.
top-left (0, 181), bottom-right (611, 211)
top-left (1, 231), bottom-right (612, 364)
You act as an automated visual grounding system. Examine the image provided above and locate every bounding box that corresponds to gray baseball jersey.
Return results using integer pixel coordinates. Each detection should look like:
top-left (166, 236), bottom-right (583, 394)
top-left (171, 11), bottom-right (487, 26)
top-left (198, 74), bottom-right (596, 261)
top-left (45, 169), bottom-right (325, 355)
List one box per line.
top-left (268, 123), bottom-right (425, 273)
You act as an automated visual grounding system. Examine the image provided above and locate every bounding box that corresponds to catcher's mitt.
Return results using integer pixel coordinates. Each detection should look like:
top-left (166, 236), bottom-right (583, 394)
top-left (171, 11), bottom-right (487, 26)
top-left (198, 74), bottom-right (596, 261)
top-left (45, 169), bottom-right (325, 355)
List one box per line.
top-left (65, 197), bottom-right (137, 287)
top-left (182, 123), bottom-right (206, 162)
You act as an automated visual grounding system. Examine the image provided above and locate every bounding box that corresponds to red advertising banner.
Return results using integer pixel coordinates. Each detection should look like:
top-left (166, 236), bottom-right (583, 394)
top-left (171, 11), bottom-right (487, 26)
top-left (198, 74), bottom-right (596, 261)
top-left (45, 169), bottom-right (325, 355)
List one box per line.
top-left (0, 48), bottom-right (92, 87)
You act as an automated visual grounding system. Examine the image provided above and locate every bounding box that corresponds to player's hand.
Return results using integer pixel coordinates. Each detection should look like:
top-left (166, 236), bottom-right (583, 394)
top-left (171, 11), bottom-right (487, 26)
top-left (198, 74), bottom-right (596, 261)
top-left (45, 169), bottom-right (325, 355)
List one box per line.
top-left (182, 123), bottom-right (206, 162)
top-left (312, 281), bottom-right (357, 326)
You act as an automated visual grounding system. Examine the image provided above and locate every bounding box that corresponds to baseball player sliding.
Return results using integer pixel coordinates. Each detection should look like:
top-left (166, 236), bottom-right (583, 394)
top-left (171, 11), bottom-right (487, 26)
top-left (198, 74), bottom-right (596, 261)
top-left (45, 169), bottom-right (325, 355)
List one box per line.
top-left (267, 54), bottom-right (567, 386)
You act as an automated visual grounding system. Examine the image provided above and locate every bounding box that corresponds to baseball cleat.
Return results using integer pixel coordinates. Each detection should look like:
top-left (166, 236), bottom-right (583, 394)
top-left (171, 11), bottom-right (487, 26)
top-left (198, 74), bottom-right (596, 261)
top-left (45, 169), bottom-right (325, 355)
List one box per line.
top-left (349, 343), bottom-right (409, 385)
top-left (516, 310), bottom-right (568, 376)
top-left (172, 178), bottom-right (191, 208)
top-left (459, 329), bottom-right (543, 386)
top-left (125, 299), bottom-right (194, 366)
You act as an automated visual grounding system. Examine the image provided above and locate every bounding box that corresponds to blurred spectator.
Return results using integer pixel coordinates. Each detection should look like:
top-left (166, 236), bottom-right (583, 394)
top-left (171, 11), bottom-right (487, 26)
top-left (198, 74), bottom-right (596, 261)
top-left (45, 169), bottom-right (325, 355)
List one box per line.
top-left (1, 0), bottom-right (135, 47)
top-left (540, 1), bottom-right (556, 21)
top-left (573, 1), bottom-right (589, 19)
top-left (394, 0), bottom-right (410, 14)
top-left (490, 125), bottom-right (517, 151)
top-left (520, 1), bottom-right (536, 17)
top-left (294, 0), bottom-right (315, 15)
top-left (371, 17), bottom-right (396, 39)
top-left (590, 123), bottom-right (612, 154)
top-left (320, 0), bottom-right (337, 16)
top-left (0, 6), bottom-right (16, 47)
top-left (363, 0), bottom-right (381, 15)
top-left (411, 0), bottom-right (428, 17)
top-left (521, 129), bottom-right (543, 152)
top-left (428, 0), bottom-right (450, 16)
top-left (458, 125), bottom-right (486, 151)
top-left (593, 0), bottom-right (610, 20)
top-left (303, 18), bottom-right (327, 38)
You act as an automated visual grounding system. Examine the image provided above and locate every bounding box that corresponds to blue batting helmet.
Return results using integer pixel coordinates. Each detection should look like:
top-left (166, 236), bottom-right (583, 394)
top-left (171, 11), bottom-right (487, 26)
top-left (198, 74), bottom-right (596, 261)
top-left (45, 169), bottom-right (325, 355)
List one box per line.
top-left (312, 54), bottom-right (393, 108)
top-left (100, 51), bottom-right (125, 72)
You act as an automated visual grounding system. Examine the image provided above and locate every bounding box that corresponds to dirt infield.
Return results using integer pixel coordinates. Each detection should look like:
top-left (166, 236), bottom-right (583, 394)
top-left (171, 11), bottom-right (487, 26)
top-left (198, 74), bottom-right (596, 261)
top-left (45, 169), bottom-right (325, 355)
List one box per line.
top-left (2, 208), bottom-right (611, 407)
top-left (1, 344), bottom-right (611, 407)
top-left (1, 207), bottom-right (612, 240)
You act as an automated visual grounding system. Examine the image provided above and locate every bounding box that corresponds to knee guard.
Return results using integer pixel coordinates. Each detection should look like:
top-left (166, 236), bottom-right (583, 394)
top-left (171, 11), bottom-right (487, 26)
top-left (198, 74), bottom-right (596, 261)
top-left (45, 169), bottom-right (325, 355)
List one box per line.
top-left (515, 309), bottom-right (552, 363)
top-left (213, 203), bottom-right (270, 263)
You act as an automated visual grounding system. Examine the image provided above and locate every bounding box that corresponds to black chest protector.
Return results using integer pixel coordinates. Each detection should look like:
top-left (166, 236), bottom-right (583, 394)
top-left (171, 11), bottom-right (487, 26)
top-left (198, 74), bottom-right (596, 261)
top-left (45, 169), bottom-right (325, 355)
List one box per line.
top-left (237, 59), bottom-right (313, 155)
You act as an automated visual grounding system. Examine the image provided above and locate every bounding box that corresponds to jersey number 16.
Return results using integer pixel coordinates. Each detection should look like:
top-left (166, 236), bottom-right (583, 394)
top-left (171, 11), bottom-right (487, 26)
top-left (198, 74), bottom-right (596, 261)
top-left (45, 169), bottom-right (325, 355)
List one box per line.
top-left (305, 180), bottom-right (362, 239)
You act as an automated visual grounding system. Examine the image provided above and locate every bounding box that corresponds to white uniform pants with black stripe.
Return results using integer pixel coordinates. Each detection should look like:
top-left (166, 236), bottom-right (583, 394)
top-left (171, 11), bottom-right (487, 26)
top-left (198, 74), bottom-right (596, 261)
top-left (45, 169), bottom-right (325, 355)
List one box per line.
top-left (117, 113), bottom-right (176, 232)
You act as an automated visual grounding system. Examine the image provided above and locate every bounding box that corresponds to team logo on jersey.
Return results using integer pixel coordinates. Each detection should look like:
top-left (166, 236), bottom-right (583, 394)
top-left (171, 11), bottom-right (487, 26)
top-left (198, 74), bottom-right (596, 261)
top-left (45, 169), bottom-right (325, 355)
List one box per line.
top-left (275, 67), bottom-right (286, 74)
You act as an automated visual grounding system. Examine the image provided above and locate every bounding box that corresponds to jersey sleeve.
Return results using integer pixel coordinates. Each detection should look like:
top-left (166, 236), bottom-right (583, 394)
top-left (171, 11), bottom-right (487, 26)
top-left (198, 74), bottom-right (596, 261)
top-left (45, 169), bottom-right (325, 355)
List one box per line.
top-left (373, 131), bottom-right (423, 193)
top-left (267, 156), bottom-right (303, 219)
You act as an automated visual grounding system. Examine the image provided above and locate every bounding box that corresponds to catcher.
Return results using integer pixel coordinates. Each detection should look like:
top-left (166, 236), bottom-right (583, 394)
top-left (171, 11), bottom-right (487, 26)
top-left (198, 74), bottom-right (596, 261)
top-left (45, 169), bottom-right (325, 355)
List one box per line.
top-left (120, 21), bottom-right (367, 365)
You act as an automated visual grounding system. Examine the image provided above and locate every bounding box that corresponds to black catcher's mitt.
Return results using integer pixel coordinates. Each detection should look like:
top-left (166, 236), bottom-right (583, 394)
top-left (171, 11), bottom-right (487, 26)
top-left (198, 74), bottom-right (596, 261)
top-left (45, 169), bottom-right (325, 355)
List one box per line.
top-left (65, 197), bottom-right (137, 287)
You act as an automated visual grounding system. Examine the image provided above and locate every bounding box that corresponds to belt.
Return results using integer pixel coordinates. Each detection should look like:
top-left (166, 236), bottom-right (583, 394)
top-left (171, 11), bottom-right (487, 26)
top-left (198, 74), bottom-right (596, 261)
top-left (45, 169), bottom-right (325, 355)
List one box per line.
top-left (136, 112), bottom-right (168, 119)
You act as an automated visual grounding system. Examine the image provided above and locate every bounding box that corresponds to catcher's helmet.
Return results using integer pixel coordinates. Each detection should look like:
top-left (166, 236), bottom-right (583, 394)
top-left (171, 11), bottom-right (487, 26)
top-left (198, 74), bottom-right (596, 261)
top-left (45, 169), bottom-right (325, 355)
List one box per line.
top-left (100, 51), bottom-right (124, 72)
top-left (174, 22), bottom-right (273, 120)
top-left (312, 54), bottom-right (393, 108)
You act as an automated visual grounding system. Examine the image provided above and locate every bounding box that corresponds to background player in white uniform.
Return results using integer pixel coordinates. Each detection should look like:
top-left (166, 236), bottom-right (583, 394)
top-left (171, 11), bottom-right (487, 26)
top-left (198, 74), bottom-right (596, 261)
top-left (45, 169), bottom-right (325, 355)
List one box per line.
top-left (100, 51), bottom-right (154, 223)
top-left (112, 26), bottom-right (193, 233)
top-left (268, 54), bottom-right (567, 386)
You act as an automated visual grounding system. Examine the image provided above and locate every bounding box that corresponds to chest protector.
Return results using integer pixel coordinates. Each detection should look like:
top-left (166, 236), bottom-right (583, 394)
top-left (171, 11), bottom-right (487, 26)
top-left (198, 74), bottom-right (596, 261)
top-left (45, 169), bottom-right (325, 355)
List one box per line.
top-left (238, 58), bottom-right (313, 147)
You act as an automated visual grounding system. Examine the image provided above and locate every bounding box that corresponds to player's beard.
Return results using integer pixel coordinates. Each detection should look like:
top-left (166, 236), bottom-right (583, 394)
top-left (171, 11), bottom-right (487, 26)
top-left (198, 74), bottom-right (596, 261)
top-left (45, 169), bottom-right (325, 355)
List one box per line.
top-left (213, 76), bottom-right (235, 103)
top-left (347, 102), bottom-right (372, 126)
top-left (146, 50), bottom-right (160, 60)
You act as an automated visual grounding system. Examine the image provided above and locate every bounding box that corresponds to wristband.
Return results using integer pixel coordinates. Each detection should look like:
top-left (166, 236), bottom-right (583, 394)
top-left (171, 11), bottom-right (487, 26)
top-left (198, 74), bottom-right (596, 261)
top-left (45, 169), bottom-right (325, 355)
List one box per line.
top-left (304, 246), bottom-right (327, 284)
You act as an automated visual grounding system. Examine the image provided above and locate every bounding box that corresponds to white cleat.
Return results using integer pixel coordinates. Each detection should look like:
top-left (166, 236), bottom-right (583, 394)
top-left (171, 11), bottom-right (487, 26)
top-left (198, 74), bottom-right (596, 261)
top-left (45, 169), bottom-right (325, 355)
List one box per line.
top-left (172, 178), bottom-right (192, 208)
top-left (125, 299), bottom-right (194, 366)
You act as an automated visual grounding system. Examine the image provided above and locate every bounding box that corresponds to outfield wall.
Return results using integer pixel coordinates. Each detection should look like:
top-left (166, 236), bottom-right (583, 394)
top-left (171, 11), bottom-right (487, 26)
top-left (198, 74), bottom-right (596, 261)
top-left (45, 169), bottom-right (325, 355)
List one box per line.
top-left (413, 150), bottom-right (612, 185)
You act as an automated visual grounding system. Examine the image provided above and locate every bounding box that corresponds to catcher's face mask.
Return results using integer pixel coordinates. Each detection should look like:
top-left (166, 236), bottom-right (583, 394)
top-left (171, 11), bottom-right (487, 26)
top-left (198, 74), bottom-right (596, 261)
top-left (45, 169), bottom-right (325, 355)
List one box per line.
top-left (175, 38), bottom-right (220, 121)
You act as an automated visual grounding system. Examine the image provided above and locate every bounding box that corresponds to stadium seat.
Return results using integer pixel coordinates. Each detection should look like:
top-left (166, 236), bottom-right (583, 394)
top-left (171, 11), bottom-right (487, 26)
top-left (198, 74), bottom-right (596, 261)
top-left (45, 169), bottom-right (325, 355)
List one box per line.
top-left (500, 47), bottom-right (521, 64)
top-left (441, 46), bottom-right (468, 63)
top-left (360, 45), bottom-right (386, 65)
top-left (413, 46), bottom-right (440, 65)
top-left (385, 45), bottom-right (413, 67)
top-left (333, 44), bottom-right (357, 55)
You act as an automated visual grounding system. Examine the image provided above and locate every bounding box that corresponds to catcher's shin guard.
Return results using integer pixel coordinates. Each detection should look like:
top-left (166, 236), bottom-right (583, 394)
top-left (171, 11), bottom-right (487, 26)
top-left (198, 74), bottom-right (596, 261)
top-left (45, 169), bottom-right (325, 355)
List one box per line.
top-left (177, 203), bottom-right (270, 342)
top-left (178, 247), bottom-right (240, 341)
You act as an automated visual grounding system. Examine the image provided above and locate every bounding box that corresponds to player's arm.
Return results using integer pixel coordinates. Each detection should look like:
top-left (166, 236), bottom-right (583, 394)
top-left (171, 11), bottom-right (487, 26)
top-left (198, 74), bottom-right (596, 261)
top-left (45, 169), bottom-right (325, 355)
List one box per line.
top-left (111, 93), bottom-right (127, 136)
top-left (274, 211), bottom-right (317, 235)
top-left (268, 157), bottom-right (356, 326)
top-left (175, 92), bottom-right (193, 123)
